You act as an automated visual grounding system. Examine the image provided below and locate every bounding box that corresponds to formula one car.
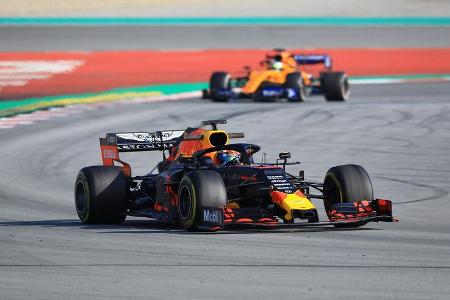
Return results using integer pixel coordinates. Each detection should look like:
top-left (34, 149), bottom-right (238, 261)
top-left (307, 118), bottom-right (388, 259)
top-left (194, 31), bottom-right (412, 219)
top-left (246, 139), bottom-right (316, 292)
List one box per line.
top-left (75, 120), bottom-right (395, 231)
top-left (203, 48), bottom-right (350, 102)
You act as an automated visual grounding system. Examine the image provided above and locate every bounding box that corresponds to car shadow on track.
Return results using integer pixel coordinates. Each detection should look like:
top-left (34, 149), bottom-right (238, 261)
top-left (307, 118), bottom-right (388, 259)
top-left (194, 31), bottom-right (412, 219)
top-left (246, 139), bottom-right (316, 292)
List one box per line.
top-left (0, 219), bottom-right (381, 235)
top-left (0, 219), bottom-right (188, 233)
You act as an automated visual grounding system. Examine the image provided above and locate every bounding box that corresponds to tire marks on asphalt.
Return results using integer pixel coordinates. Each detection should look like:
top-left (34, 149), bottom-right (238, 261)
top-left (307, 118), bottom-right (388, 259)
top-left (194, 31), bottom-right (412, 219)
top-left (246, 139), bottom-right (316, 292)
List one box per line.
top-left (376, 176), bottom-right (449, 205)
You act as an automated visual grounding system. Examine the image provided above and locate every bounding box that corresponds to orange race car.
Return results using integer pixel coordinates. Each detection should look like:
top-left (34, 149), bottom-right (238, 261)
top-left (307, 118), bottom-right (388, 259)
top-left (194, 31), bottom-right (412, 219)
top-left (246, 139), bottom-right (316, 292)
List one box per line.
top-left (203, 48), bottom-right (350, 102)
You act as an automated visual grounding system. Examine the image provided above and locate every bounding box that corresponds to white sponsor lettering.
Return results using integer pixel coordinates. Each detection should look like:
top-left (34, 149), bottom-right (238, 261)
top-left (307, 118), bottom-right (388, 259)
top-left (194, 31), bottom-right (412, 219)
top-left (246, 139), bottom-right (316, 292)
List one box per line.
top-left (262, 90), bottom-right (281, 97)
top-left (102, 149), bottom-right (117, 159)
top-left (203, 209), bottom-right (222, 224)
top-left (116, 131), bottom-right (184, 143)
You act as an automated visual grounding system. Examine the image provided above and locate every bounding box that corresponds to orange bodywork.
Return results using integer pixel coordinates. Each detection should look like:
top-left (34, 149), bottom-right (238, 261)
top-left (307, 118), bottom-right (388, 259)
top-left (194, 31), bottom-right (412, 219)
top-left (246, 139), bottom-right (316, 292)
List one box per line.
top-left (241, 50), bottom-right (311, 94)
top-left (169, 128), bottom-right (229, 164)
top-left (242, 69), bottom-right (286, 94)
top-left (100, 143), bottom-right (132, 177)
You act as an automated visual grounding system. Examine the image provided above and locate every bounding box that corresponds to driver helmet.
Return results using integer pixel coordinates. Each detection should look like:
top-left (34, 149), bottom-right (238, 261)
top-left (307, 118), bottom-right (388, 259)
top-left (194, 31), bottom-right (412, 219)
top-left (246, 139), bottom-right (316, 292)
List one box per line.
top-left (272, 61), bottom-right (283, 70)
top-left (217, 150), bottom-right (241, 166)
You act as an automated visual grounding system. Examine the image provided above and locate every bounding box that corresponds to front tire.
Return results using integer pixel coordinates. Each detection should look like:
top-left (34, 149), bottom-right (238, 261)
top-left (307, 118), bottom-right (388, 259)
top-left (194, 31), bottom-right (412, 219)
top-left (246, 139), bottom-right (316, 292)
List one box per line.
top-left (323, 164), bottom-right (373, 227)
top-left (178, 170), bottom-right (226, 230)
top-left (320, 71), bottom-right (350, 101)
top-left (75, 166), bottom-right (128, 224)
top-left (284, 72), bottom-right (309, 102)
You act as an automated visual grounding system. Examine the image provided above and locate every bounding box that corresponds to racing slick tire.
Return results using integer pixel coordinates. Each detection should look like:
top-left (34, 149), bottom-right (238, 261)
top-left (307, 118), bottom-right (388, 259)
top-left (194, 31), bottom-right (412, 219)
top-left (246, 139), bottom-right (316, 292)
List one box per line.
top-left (210, 72), bottom-right (231, 102)
top-left (75, 166), bottom-right (128, 224)
top-left (178, 170), bottom-right (227, 230)
top-left (284, 72), bottom-right (308, 102)
top-left (323, 164), bottom-right (373, 228)
top-left (320, 72), bottom-right (350, 101)
top-left (253, 81), bottom-right (279, 102)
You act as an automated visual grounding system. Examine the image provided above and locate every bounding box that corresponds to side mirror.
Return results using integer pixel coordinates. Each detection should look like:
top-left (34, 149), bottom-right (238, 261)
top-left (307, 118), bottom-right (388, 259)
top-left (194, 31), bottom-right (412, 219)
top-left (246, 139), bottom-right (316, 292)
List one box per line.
top-left (298, 170), bottom-right (304, 181)
top-left (277, 152), bottom-right (291, 171)
top-left (279, 152), bottom-right (291, 160)
top-left (228, 132), bottom-right (244, 139)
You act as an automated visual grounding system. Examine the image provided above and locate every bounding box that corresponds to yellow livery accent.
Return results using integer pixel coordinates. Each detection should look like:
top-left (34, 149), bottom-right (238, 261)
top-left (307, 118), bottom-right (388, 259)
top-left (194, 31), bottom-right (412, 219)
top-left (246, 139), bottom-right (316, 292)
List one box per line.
top-left (271, 190), bottom-right (316, 221)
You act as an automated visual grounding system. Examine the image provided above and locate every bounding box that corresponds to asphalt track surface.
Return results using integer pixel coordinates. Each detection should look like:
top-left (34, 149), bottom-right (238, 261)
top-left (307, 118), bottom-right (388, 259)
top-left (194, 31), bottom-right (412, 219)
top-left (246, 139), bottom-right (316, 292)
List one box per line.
top-left (0, 81), bottom-right (450, 299)
top-left (1, 26), bottom-right (450, 50)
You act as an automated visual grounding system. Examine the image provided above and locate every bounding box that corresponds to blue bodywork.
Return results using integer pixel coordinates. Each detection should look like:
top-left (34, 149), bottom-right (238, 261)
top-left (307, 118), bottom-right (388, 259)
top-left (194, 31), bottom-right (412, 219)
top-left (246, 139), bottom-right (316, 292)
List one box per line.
top-left (214, 82), bottom-right (323, 101)
top-left (293, 54), bottom-right (332, 69)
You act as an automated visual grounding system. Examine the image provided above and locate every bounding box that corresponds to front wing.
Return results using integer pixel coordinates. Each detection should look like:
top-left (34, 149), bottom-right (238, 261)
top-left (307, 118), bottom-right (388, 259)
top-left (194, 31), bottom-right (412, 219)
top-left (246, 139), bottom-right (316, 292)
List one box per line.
top-left (199, 199), bottom-right (396, 231)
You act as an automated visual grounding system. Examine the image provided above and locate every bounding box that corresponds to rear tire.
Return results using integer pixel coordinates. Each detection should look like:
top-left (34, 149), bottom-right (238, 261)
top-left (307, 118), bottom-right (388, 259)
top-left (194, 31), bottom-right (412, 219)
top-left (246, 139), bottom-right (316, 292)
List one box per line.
top-left (210, 72), bottom-right (231, 102)
top-left (178, 170), bottom-right (226, 230)
top-left (284, 72), bottom-right (308, 102)
top-left (321, 72), bottom-right (350, 101)
top-left (75, 166), bottom-right (128, 224)
top-left (323, 164), bottom-right (373, 227)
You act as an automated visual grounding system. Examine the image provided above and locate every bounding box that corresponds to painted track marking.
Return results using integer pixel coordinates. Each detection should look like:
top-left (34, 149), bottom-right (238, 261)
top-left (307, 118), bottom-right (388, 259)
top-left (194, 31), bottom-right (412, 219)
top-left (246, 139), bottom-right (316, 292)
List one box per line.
top-left (0, 91), bottom-right (200, 129)
top-left (0, 60), bottom-right (84, 90)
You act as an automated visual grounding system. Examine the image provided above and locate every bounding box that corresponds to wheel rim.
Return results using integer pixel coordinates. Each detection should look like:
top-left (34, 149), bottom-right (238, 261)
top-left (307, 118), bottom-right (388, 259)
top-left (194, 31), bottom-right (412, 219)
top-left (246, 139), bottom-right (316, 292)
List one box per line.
top-left (75, 182), bottom-right (86, 212)
top-left (298, 78), bottom-right (310, 100)
top-left (179, 185), bottom-right (192, 219)
top-left (341, 77), bottom-right (349, 98)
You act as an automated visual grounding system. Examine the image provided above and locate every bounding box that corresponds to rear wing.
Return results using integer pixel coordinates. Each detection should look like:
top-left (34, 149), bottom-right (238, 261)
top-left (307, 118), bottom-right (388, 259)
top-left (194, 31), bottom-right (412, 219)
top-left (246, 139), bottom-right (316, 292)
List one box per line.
top-left (98, 121), bottom-right (244, 176)
top-left (100, 130), bottom-right (185, 152)
top-left (99, 130), bottom-right (185, 176)
top-left (293, 54), bottom-right (332, 69)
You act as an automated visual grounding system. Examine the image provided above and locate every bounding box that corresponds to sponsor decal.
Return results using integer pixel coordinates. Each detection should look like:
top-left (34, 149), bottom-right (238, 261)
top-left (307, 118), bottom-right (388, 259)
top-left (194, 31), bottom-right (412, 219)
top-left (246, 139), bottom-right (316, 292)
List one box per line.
top-left (116, 131), bottom-right (184, 143)
top-left (267, 175), bottom-right (295, 193)
top-left (112, 130), bottom-right (185, 151)
top-left (287, 88), bottom-right (297, 98)
top-left (102, 148), bottom-right (117, 159)
top-left (106, 134), bottom-right (117, 144)
top-left (202, 208), bottom-right (223, 224)
top-left (118, 142), bottom-right (177, 151)
top-left (262, 88), bottom-right (283, 97)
